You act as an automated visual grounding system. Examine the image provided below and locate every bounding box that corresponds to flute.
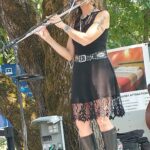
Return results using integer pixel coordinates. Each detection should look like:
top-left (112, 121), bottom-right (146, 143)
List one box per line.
top-left (4, 0), bottom-right (87, 50)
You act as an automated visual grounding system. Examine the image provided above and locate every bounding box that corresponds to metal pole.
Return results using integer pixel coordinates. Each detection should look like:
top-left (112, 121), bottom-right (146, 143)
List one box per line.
top-left (13, 44), bottom-right (28, 150)
top-left (59, 117), bottom-right (66, 150)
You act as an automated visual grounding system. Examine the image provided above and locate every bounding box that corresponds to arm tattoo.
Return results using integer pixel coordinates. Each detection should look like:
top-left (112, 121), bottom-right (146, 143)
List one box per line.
top-left (63, 25), bottom-right (72, 33)
top-left (94, 16), bottom-right (105, 31)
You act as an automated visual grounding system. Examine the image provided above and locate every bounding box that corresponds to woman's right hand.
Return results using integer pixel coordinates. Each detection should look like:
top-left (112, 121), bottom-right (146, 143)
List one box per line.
top-left (35, 26), bottom-right (51, 41)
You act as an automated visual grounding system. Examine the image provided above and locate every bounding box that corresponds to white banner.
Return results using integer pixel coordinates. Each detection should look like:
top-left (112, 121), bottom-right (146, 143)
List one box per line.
top-left (107, 43), bottom-right (150, 112)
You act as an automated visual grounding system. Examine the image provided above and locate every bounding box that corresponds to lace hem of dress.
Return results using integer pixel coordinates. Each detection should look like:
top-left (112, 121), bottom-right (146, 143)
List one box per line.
top-left (110, 96), bottom-right (125, 119)
top-left (71, 96), bottom-right (125, 122)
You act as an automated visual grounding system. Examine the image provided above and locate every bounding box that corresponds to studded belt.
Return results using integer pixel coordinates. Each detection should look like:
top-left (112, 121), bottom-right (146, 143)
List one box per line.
top-left (74, 51), bottom-right (107, 63)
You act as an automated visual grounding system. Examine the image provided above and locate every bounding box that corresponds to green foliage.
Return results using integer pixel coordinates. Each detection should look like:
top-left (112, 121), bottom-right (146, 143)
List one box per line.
top-left (0, 27), bottom-right (7, 42)
top-left (106, 0), bottom-right (150, 49)
top-left (0, 27), bottom-right (15, 64)
top-left (0, 137), bottom-right (7, 150)
top-left (137, 0), bottom-right (150, 9)
top-left (0, 28), bottom-right (5, 65)
top-left (0, 54), bottom-right (2, 65)
top-left (30, 0), bottom-right (43, 17)
top-left (2, 49), bottom-right (15, 64)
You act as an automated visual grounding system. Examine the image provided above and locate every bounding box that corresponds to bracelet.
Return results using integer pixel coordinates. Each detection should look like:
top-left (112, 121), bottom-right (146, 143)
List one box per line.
top-left (63, 25), bottom-right (71, 32)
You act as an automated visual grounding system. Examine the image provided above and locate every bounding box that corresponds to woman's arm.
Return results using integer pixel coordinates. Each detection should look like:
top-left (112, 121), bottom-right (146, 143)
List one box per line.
top-left (51, 10), bottom-right (110, 46)
top-left (35, 27), bottom-right (75, 61)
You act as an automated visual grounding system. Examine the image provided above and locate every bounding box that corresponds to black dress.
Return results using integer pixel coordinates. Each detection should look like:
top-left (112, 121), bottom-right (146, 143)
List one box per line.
top-left (71, 10), bottom-right (125, 122)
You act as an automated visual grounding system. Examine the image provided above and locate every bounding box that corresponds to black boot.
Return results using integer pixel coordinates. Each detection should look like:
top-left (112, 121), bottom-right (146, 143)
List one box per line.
top-left (102, 127), bottom-right (117, 150)
top-left (79, 133), bottom-right (97, 150)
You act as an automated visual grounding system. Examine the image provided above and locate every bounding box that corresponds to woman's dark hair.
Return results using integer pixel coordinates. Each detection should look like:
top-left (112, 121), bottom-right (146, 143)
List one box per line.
top-left (68, 0), bottom-right (105, 25)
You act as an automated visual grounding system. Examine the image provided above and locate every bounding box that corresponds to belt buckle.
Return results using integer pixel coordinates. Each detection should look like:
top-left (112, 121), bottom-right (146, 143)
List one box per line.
top-left (79, 55), bottom-right (86, 62)
top-left (97, 52), bottom-right (105, 57)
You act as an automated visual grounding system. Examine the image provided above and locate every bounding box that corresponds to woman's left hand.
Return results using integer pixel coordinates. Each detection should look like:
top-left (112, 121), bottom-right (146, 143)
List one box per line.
top-left (49, 14), bottom-right (65, 29)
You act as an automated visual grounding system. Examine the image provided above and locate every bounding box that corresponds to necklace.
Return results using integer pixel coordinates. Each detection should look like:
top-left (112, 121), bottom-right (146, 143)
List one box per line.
top-left (79, 7), bottom-right (95, 31)
top-left (80, 15), bottom-right (92, 31)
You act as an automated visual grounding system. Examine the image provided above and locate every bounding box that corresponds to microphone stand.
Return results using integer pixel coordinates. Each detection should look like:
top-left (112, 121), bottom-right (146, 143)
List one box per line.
top-left (12, 44), bottom-right (44, 150)
top-left (13, 44), bottom-right (29, 150)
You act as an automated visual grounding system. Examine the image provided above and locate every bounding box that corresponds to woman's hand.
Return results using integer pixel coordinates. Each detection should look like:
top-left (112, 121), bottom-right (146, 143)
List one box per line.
top-left (35, 26), bottom-right (51, 41)
top-left (49, 14), bottom-right (65, 29)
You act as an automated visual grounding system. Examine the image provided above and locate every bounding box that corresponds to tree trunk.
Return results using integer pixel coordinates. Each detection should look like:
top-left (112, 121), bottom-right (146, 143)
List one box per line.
top-left (0, 0), bottom-right (47, 115)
